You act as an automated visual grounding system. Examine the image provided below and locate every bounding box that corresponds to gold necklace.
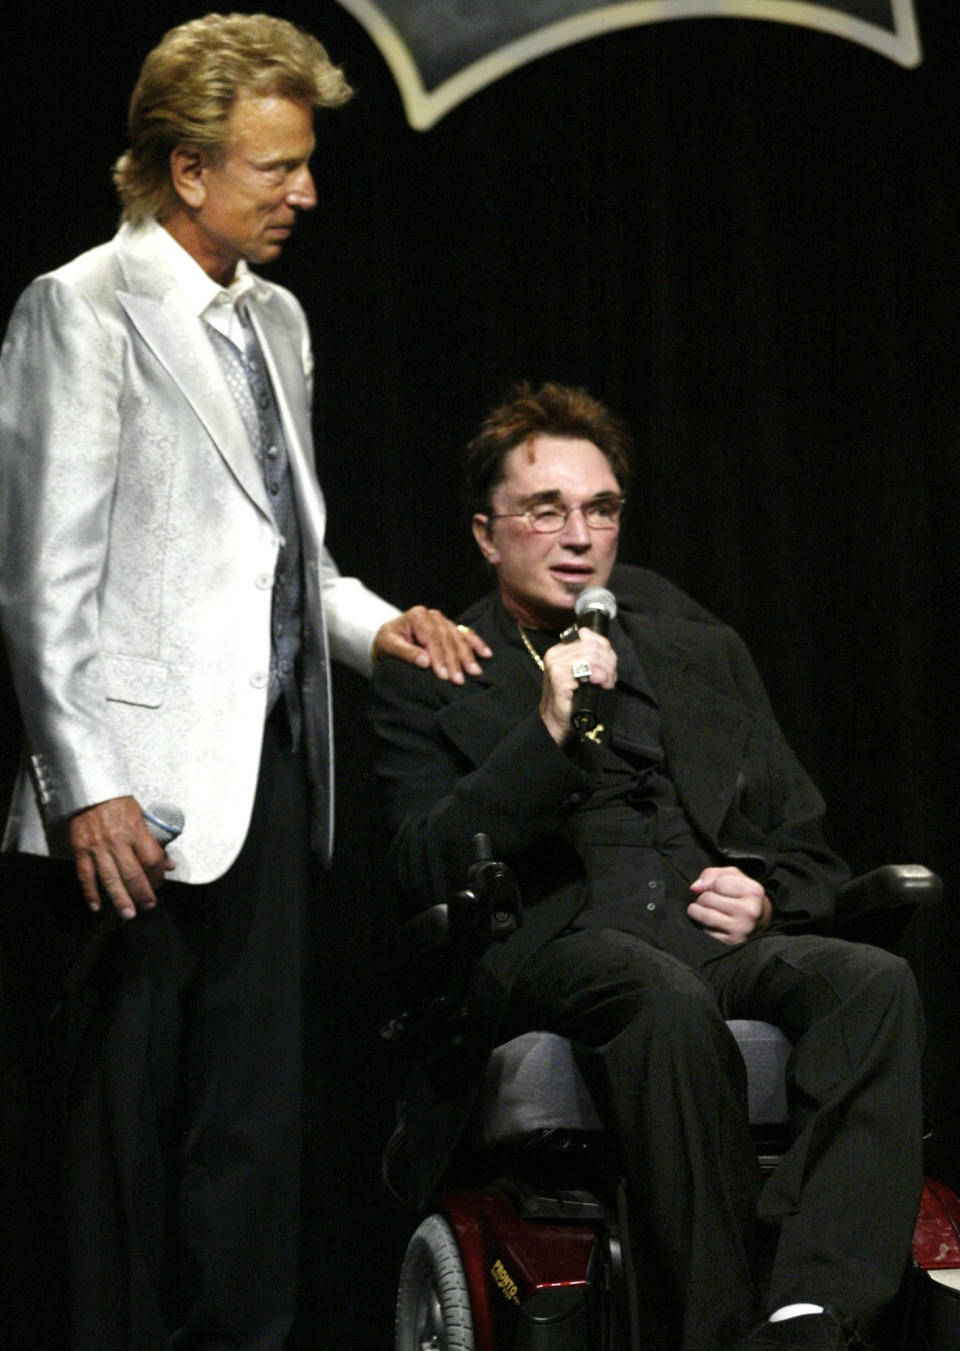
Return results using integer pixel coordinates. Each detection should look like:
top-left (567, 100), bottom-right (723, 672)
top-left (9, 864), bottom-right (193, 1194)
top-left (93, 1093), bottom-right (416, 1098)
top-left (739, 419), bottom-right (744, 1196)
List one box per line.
top-left (517, 622), bottom-right (545, 671)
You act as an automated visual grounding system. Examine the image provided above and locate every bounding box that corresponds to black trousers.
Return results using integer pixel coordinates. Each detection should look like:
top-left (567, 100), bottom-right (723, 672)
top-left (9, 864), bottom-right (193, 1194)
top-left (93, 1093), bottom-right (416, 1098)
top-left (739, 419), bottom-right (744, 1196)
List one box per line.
top-left (64, 707), bottom-right (315, 1351)
top-left (504, 927), bottom-right (925, 1351)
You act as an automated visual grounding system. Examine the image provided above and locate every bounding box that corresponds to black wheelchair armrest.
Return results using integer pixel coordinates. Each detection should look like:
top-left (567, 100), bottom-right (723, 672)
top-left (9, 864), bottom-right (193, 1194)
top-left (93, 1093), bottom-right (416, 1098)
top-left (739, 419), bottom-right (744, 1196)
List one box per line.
top-left (834, 864), bottom-right (942, 946)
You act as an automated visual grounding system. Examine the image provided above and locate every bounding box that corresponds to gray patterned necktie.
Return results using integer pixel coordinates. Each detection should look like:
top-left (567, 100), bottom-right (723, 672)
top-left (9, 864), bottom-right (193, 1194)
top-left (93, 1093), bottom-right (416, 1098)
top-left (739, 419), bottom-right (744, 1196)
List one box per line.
top-left (204, 308), bottom-right (304, 745)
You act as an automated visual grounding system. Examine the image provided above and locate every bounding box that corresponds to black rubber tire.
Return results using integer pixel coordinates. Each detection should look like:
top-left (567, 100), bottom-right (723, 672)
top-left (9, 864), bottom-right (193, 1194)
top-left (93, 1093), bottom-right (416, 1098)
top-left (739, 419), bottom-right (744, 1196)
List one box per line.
top-left (395, 1213), bottom-right (475, 1351)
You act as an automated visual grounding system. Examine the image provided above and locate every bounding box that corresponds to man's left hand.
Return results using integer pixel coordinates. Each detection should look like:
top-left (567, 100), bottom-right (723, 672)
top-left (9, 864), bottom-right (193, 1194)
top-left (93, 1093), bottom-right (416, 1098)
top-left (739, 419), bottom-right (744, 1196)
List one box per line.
top-left (687, 866), bottom-right (773, 945)
top-left (374, 607), bottom-right (492, 684)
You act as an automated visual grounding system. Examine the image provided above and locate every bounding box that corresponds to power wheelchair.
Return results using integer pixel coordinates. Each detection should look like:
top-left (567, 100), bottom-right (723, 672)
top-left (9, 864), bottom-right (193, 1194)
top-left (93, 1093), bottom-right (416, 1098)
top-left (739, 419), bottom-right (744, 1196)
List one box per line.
top-left (384, 838), bottom-right (959, 1351)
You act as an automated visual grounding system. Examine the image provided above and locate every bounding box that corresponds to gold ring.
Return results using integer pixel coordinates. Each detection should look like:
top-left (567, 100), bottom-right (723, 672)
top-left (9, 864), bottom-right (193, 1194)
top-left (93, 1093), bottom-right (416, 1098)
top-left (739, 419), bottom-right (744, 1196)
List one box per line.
top-left (572, 659), bottom-right (592, 682)
top-left (456, 624), bottom-right (473, 635)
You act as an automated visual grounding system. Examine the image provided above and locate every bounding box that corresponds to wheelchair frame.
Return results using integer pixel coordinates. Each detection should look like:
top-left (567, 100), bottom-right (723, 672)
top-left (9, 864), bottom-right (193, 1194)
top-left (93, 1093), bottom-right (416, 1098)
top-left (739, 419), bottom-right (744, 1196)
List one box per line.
top-left (388, 839), bottom-right (957, 1351)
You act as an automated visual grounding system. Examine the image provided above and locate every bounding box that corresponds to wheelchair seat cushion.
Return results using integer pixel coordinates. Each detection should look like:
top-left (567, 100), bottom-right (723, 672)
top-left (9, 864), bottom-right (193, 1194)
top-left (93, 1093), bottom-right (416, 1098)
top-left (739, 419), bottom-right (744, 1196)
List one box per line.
top-left (479, 1031), bottom-right (603, 1146)
top-left (726, 1019), bottom-right (791, 1125)
top-left (478, 1021), bottom-right (791, 1148)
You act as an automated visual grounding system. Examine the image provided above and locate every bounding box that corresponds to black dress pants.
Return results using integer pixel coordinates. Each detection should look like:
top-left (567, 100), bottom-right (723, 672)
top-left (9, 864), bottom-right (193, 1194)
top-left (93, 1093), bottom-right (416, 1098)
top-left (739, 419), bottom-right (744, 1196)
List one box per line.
top-left (504, 927), bottom-right (924, 1351)
top-left (64, 706), bottom-right (314, 1351)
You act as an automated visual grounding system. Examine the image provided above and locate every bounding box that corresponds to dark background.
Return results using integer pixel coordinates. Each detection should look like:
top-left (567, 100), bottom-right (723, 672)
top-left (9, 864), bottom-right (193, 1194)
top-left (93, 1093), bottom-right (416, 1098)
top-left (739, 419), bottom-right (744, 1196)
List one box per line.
top-left (1, 2), bottom-right (957, 1346)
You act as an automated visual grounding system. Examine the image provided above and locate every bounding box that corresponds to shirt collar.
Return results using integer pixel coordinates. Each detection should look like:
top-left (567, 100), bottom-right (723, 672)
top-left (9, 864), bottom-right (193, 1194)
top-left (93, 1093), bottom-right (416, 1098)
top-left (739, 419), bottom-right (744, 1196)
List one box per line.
top-left (144, 218), bottom-right (269, 335)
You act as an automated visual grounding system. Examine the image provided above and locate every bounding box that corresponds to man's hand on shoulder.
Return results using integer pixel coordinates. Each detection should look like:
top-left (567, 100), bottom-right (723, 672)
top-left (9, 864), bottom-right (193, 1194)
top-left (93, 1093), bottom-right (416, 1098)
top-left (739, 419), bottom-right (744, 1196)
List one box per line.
top-left (374, 607), bottom-right (492, 684)
top-left (687, 865), bottom-right (772, 945)
top-left (68, 795), bottom-right (175, 920)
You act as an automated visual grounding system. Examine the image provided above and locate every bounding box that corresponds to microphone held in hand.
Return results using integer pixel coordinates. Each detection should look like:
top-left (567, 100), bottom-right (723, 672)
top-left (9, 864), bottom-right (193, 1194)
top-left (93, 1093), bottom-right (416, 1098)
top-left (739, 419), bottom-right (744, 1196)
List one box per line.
top-left (142, 803), bottom-right (185, 848)
top-left (63, 802), bottom-right (185, 995)
top-left (570, 587), bottom-right (617, 734)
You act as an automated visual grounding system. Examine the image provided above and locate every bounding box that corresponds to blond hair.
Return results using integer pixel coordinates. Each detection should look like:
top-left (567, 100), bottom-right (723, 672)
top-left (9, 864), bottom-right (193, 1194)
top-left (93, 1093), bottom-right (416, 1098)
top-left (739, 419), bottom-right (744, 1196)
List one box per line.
top-left (113, 12), bottom-right (352, 224)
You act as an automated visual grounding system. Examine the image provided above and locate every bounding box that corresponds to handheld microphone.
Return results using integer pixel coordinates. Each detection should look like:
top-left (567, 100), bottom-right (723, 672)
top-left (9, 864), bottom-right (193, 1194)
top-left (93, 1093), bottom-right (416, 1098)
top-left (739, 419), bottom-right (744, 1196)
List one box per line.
top-left (570, 587), bottom-right (617, 734)
top-left (63, 802), bottom-right (184, 995)
top-left (141, 803), bottom-right (185, 848)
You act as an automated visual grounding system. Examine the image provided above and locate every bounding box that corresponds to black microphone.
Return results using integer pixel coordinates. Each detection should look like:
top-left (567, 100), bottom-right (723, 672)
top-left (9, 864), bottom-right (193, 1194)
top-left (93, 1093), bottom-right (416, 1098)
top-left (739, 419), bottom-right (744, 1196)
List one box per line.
top-left (570, 587), bottom-right (617, 734)
top-left (63, 802), bottom-right (185, 995)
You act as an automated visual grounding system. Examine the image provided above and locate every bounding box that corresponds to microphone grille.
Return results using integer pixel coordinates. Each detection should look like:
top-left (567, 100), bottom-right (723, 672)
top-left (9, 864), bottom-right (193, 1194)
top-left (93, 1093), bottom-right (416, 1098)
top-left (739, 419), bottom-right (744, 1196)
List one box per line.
top-left (143, 803), bottom-right (185, 845)
top-left (574, 587), bottom-right (617, 621)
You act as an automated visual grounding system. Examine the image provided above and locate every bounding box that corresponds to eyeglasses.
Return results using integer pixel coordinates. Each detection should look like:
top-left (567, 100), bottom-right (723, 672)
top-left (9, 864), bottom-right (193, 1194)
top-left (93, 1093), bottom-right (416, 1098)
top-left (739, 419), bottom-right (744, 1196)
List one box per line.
top-left (486, 496), bottom-right (626, 534)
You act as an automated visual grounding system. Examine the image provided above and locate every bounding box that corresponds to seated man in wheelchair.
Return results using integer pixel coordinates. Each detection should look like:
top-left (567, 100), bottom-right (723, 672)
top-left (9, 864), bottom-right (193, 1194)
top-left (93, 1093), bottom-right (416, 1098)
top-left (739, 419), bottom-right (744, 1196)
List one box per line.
top-left (370, 381), bottom-right (925, 1351)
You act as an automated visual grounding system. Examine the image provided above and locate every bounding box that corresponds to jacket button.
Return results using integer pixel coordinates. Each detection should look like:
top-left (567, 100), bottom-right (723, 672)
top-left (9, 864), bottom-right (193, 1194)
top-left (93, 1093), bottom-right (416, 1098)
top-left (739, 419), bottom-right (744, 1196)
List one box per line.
top-left (255, 573), bottom-right (273, 590)
top-left (250, 671), bottom-right (268, 689)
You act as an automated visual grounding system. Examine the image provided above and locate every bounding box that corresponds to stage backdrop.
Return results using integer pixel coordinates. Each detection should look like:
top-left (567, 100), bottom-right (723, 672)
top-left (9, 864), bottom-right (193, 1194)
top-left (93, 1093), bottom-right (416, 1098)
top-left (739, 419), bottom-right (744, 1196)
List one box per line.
top-left (334, 0), bottom-right (923, 127)
top-left (2, 2), bottom-right (958, 1346)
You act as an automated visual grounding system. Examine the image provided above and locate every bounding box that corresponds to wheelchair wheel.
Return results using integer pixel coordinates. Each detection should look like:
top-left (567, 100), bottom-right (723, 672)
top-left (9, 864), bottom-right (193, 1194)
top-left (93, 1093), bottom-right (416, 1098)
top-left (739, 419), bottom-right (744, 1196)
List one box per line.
top-left (396, 1213), bottom-right (475, 1351)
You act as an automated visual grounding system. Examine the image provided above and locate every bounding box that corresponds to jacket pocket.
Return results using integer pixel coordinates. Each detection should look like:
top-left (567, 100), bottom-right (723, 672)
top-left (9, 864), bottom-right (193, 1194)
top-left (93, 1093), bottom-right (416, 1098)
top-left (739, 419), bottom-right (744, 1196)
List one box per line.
top-left (102, 652), bottom-right (169, 708)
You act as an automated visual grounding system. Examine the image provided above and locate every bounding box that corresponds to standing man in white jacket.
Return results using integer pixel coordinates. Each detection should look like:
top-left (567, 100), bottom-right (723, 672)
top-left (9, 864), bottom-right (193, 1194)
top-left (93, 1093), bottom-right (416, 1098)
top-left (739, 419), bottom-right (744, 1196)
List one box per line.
top-left (0, 15), bottom-right (487, 1349)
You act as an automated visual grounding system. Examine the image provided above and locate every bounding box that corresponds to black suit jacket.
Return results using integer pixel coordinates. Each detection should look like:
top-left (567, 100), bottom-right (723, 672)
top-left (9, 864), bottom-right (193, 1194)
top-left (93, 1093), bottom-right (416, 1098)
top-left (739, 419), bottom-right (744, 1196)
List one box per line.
top-left (370, 564), bottom-right (849, 1206)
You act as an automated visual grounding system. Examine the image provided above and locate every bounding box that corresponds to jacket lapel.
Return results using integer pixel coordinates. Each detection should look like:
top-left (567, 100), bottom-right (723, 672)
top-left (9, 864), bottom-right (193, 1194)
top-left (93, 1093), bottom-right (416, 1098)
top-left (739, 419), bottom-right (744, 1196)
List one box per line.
top-left (618, 612), bottom-right (750, 845)
top-left (115, 242), bottom-right (273, 520)
top-left (247, 293), bottom-right (326, 560)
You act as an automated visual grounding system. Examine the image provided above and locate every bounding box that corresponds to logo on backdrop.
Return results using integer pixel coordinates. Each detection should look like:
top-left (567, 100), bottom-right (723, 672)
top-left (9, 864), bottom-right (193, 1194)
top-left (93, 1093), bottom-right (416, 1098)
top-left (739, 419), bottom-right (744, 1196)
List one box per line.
top-left (333, 0), bottom-right (921, 129)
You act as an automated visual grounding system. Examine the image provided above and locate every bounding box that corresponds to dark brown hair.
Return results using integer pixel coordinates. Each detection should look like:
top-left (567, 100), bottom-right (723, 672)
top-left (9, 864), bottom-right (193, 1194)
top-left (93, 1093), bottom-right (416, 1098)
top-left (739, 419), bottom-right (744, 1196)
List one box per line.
top-left (464, 381), bottom-right (632, 519)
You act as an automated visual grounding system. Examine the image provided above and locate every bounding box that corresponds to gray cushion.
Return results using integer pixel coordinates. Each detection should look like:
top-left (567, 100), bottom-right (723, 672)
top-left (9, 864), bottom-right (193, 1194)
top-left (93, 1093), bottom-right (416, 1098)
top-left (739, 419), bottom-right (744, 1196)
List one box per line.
top-left (478, 1021), bottom-right (791, 1147)
top-left (726, 1019), bottom-right (791, 1125)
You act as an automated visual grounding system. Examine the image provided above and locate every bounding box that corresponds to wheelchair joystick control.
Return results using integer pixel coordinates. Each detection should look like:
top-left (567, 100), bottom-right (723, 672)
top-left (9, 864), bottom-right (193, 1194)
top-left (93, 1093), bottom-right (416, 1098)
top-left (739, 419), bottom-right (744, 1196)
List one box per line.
top-left (465, 832), bottom-right (523, 941)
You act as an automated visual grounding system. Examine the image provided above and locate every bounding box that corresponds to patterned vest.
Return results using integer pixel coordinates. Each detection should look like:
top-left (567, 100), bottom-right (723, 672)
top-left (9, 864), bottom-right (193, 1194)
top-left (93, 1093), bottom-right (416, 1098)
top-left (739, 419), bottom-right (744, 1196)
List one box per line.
top-left (205, 306), bottom-right (304, 745)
